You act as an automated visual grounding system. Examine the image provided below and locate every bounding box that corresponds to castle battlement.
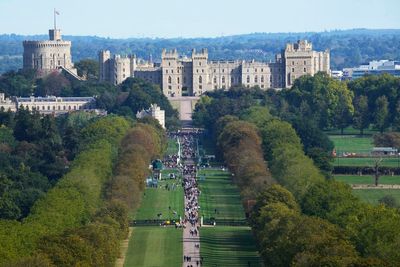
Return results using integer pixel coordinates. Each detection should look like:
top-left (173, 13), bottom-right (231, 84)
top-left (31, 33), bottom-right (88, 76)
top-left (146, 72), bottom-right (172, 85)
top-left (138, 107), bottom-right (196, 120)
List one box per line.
top-left (99, 40), bottom-right (330, 95)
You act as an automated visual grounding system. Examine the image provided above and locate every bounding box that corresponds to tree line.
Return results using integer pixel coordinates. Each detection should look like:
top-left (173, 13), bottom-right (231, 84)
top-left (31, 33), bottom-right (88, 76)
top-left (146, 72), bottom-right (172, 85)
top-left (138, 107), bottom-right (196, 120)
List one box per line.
top-left (194, 88), bottom-right (400, 266)
top-left (0, 115), bottom-right (166, 266)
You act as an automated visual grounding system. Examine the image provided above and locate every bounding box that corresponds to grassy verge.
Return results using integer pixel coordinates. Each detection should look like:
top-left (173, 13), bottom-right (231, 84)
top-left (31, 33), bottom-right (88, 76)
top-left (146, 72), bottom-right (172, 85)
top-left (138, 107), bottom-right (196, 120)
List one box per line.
top-left (334, 157), bottom-right (400, 167)
top-left (200, 226), bottom-right (263, 267)
top-left (198, 169), bottom-right (246, 220)
top-left (353, 189), bottom-right (400, 205)
top-left (335, 175), bottom-right (400, 185)
top-left (124, 227), bottom-right (182, 267)
top-left (132, 179), bottom-right (184, 221)
top-left (329, 135), bottom-right (373, 154)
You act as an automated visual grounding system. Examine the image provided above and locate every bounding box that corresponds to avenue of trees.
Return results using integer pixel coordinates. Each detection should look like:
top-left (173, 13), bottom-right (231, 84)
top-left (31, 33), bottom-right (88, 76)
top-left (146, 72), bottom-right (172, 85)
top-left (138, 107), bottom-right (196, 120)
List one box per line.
top-left (0, 115), bottom-right (166, 266)
top-left (194, 82), bottom-right (400, 266)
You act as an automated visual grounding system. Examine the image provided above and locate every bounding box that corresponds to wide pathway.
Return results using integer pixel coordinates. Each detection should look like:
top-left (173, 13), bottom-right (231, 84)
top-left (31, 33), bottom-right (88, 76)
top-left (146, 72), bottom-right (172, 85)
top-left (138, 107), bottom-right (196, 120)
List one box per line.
top-left (180, 131), bottom-right (202, 267)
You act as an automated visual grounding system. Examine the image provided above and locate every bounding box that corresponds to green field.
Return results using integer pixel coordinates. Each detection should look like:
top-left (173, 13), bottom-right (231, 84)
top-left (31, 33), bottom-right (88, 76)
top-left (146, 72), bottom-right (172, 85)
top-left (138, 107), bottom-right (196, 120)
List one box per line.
top-left (200, 226), bottom-right (263, 267)
top-left (353, 189), bottom-right (400, 205)
top-left (132, 179), bottom-right (184, 220)
top-left (334, 157), bottom-right (400, 167)
top-left (124, 227), bottom-right (182, 267)
top-left (329, 135), bottom-right (373, 154)
top-left (198, 169), bottom-right (246, 220)
top-left (335, 175), bottom-right (400, 185)
top-left (166, 138), bottom-right (179, 155)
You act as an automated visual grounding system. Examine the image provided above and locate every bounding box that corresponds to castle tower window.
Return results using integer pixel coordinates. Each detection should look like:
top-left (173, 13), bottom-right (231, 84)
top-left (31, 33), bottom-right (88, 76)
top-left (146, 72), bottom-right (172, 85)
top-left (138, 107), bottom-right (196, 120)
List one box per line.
top-left (247, 76), bottom-right (250, 83)
top-left (42, 106), bottom-right (45, 110)
top-left (222, 69), bottom-right (225, 73)
top-left (68, 106), bottom-right (71, 110)
top-left (177, 77), bottom-right (180, 84)
top-left (304, 61), bottom-right (306, 65)
top-left (166, 70), bottom-right (168, 74)
top-left (261, 76), bottom-right (264, 83)
top-left (58, 106), bottom-right (61, 110)
top-left (304, 68), bottom-right (307, 72)
top-left (63, 106), bottom-right (66, 110)
top-left (213, 77), bottom-right (217, 84)
top-left (255, 68), bottom-right (257, 72)
top-left (199, 62), bottom-right (201, 66)
top-left (292, 61), bottom-right (295, 65)
top-left (222, 76), bottom-right (225, 83)
top-left (199, 76), bottom-right (202, 84)
top-left (261, 68), bottom-right (264, 72)
top-left (168, 62), bottom-right (171, 66)
top-left (292, 68), bottom-right (295, 72)
top-left (255, 76), bottom-right (258, 83)
top-left (168, 76), bottom-right (172, 84)
top-left (47, 106), bottom-right (50, 110)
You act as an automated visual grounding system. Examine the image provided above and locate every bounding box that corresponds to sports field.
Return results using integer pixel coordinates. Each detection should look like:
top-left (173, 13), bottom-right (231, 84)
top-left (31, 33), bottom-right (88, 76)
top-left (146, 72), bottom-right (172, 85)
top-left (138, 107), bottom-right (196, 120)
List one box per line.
top-left (133, 179), bottom-right (184, 221)
top-left (335, 175), bottom-right (400, 185)
top-left (124, 227), bottom-right (182, 267)
top-left (200, 226), bottom-right (263, 267)
top-left (353, 189), bottom-right (400, 205)
top-left (198, 169), bottom-right (246, 220)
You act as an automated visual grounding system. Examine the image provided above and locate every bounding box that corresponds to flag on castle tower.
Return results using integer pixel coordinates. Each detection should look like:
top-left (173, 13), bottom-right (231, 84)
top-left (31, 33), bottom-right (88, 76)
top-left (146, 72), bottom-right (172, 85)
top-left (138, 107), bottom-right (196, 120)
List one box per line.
top-left (55, 10), bottom-right (60, 15)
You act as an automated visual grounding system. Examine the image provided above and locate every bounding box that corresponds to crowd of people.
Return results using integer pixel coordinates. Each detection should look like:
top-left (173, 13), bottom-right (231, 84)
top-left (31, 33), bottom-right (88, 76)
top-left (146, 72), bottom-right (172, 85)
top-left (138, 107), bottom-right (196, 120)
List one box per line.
top-left (179, 131), bottom-right (202, 267)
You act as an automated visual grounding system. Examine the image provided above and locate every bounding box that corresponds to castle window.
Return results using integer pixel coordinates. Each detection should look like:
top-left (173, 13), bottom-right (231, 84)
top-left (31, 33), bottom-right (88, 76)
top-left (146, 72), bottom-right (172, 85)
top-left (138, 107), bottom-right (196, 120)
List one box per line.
top-left (68, 106), bottom-right (71, 110)
top-left (304, 68), bottom-right (307, 72)
top-left (261, 85), bottom-right (264, 88)
top-left (292, 68), bottom-right (295, 72)
top-left (214, 85), bottom-right (218, 89)
top-left (255, 76), bottom-right (258, 83)
top-left (304, 61), bottom-right (306, 65)
top-left (58, 106), bottom-right (61, 110)
top-left (42, 106), bottom-right (45, 110)
top-left (58, 60), bottom-right (61, 65)
top-left (199, 76), bottom-right (202, 84)
top-left (214, 77), bottom-right (217, 84)
top-left (202, 69), bottom-right (204, 73)
top-left (168, 62), bottom-right (171, 66)
top-left (222, 76), bottom-right (225, 83)
top-left (196, 69), bottom-right (199, 73)
top-left (123, 74), bottom-right (126, 78)
top-left (261, 76), bottom-right (264, 83)
top-left (199, 85), bottom-right (202, 89)
top-left (255, 68), bottom-right (257, 72)
top-left (53, 106), bottom-right (55, 110)
top-left (123, 68), bottom-right (125, 72)
top-left (247, 69), bottom-right (249, 73)
top-left (168, 85), bottom-right (172, 89)
top-left (214, 69), bottom-right (216, 73)
top-left (48, 106), bottom-right (50, 110)
top-left (177, 69), bottom-right (180, 73)
top-left (247, 76), bottom-right (250, 83)
top-left (171, 70), bottom-right (174, 73)
top-left (177, 77), bottom-right (180, 84)
top-left (63, 106), bottom-right (66, 110)
top-left (199, 62), bottom-right (202, 66)
top-left (261, 68), bottom-right (264, 72)
top-left (166, 70), bottom-right (168, 74)
top-left (292, 61), bottom-right (295, 65)
top-left (222, 69), bottom-right (225, 73)
top-left (168, 76), bottom-right (172, 84)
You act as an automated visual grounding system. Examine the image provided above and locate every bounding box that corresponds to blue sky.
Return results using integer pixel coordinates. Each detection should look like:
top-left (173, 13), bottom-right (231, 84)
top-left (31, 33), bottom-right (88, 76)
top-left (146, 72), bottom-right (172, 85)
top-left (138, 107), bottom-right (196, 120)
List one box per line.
top-left (0, 0), bottom-right (399, 38)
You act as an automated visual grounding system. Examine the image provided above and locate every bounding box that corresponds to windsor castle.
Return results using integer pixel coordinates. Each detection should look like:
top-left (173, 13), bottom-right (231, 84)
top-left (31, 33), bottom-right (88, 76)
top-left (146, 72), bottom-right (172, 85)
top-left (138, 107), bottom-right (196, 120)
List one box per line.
top-left (99, 40), bottom-right (330, 96)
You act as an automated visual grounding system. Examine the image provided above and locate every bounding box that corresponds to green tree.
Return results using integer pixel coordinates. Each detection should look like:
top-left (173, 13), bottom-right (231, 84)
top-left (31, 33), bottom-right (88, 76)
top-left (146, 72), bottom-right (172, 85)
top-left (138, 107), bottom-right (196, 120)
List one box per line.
top-left (373, 95), bottom-right (389, 133)
top-left (74, 59), bottom-right (99, 79)
top-left (353, 95), bottom-right (370, 135)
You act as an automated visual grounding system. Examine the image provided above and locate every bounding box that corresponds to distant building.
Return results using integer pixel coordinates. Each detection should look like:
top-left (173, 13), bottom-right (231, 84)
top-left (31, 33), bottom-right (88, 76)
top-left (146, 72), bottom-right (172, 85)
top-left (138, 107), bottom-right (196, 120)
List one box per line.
top-left (99, 40), bottom-right (330, 95)
top-left (0, 93), bottom-right (17, 112)
top-left (22, 17), bottom-right (81, 80)
top-left (0, 93), bottom-right (96, 115)
top-left (136, 104), bottom-right (165, 128)
top-left (343, 60), bottom-right (400, 80)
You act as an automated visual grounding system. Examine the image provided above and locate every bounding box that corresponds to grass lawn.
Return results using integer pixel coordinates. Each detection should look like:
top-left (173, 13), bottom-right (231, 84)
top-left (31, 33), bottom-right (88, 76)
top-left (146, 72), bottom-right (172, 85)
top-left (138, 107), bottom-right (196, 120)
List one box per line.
top-left (132, 179), bottom-right (184, 221)
top-left (124, 227), bottom-right (182, 267)
top-left (200, 226), bottom-right (263, 267)
top-left (353, 189), bottom-right (400, 205)
top-left (329, 135), bottom-right (373, 154)
top-left (166, 138), bottom-right (179, 155)
top-left (335, 175), bottom-right (400, 185)
top-left (334, 157), bottom-right (400, 167)
top-left (198, 169), bottom-right (246, 220)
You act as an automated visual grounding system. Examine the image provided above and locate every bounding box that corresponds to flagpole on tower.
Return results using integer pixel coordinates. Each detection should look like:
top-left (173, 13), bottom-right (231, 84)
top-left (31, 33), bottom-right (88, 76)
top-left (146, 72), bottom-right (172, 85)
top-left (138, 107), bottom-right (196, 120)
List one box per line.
top-left (54, 8), bottom-right (57, 30)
